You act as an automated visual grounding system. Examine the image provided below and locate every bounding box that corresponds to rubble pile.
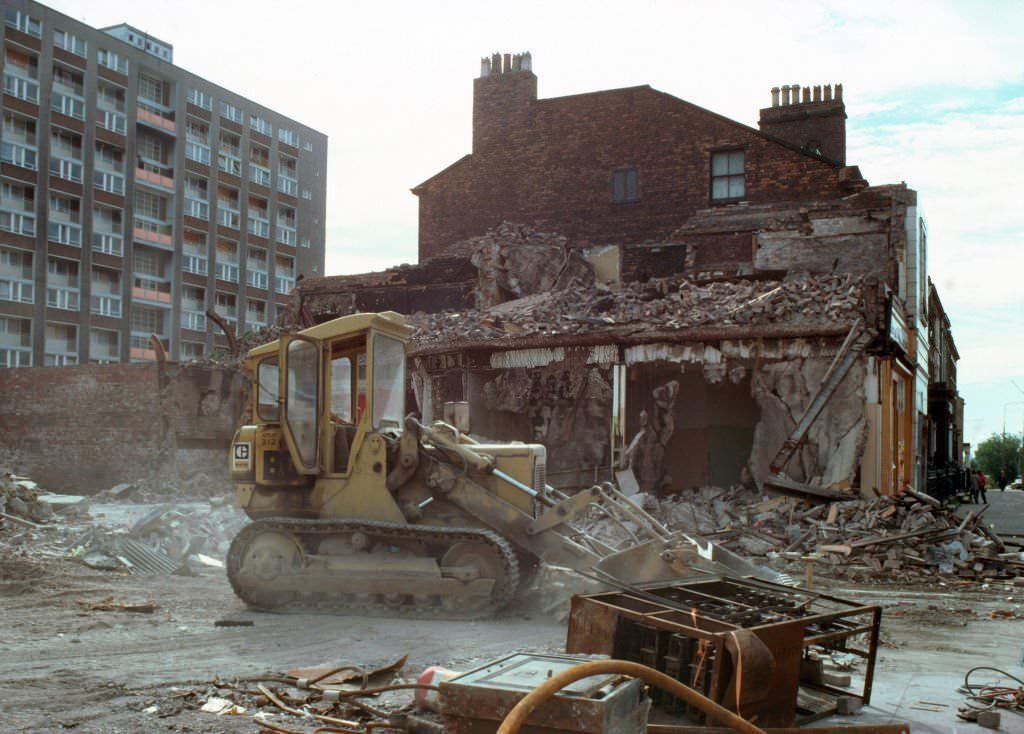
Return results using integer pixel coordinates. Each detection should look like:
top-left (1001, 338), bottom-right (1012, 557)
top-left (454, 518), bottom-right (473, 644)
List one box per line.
top-left (0, 472), bottom-right (54, 525)
top-left (583, 486), bottom-right (1024, 585)
top-left (408, 272), bottom-right (866, 346)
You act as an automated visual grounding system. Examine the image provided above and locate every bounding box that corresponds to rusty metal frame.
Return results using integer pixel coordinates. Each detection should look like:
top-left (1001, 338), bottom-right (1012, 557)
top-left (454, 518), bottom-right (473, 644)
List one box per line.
top-left (566, 577), bottom-right (882, 727)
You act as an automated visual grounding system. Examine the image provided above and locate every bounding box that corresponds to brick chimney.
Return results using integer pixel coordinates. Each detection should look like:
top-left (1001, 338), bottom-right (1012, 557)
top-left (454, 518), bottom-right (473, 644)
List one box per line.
top-left (758, 83), bottom-right (847, 165)
top-left (473, 52), bottom-right (537, 154)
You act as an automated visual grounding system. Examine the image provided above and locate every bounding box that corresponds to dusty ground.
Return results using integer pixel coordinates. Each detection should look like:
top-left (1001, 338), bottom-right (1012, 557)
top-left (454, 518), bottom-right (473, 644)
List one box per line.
top-left (3, 488), bottom-right (1024, 733)
top-left (2, 544), bottom-right (1023, 734)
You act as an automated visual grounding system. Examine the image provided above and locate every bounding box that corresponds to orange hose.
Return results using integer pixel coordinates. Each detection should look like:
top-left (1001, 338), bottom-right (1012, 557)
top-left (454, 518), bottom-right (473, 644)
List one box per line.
top-left (495, 660), bottom-right (766, 734)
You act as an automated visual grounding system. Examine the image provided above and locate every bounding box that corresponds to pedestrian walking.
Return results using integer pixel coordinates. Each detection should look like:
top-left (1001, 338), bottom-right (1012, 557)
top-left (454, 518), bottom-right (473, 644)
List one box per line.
top-left (969, 469), bottom-right (979, 503)
top-left (998, 469), bottom-right (1007, 491)
top-left (977, 469), bottom-right (988, 504)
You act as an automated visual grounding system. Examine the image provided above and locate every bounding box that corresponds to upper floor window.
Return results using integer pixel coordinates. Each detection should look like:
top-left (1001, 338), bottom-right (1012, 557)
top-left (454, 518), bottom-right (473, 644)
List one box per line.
top-left (278, 128), bottom-right (298, 147)
top-left (710, 150), bottom-right (744, 201)
top-left (97, 48), bottom-right (128, 74)
top-left (611, 168), bottom-right (639, 203)
top-left (249, 115), bottom-right (272, 137)
top-left (187, 88), bottom-right (213, 111)
top-left (4, 8), bottom-right (41, 37)
top-left (220, 101), bottom-right (244, 124)
top-left (53, 29), bottom-right (87, 57)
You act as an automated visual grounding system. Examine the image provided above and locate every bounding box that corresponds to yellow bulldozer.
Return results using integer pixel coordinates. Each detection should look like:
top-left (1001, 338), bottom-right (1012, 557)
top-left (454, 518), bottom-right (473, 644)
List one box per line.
top-left (228, 311), bottom-right (777, 616)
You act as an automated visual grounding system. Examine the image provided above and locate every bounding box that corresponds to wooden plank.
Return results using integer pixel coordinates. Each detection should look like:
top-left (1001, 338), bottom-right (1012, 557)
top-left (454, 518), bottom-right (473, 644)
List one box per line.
top-left (764, 474), bottom-right (850, 502)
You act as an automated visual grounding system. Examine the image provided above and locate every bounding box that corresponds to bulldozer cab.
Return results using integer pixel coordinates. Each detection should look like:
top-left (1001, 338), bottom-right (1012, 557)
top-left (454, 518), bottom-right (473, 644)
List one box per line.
top-left (244, 311), bottom-right (413, 478)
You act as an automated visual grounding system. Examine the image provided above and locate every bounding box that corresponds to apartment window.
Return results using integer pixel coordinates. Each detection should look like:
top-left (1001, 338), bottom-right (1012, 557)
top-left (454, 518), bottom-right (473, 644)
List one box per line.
top-left (246, 299), bottom-right (267, 329)
top-left (214, 292), bottom-right (237, 322)
top-left (92, 204), bottom-right (124, 256)
top-left (97, 108), bottom-right (127, 135)
top-left (0, 181), bottom-right (36, 236)
top-left (1, 113), bottom-right (37, 170)
top-left (44, 322), bottom-right (78, 366)
top-left (186, 118), bottom-right (209, 145)
top-left (137, 70), bottom-right (166, 106)
top-left (185, 140), bottom-right (211, 166)
top-left (220, 101), bottom-right (243, 124)
top-left (48, 193), bottom-right (82, 246)
top-left (49, 128), bottom-right (83, 183)
top-left (181, 285), bottom-right (206, 331)
top-left (94, 141), bottom-right (124, 172)
top-left (93, 170), bottom-right (126, 196)
top-left (302, 141), bottom-right (314, 152)
top-left (611, 168), bottom-right (639, 203)
top-left (0, 316), bottom-right (33, 367)
top-left (300, 237), bottom-right (311, 249)
top-left (134, 189), bottom-right (165, 221)
top-left (278, 128), bottom-right (298, 147)
top-left (217, 185), bottom-right (240, 229)
top-left (183, 230), bottom-right (208, 275)
top-left (215, 240), bottom-right (239, 283)
top-left (187, 88), bottom-right (213, 111)
top-left (710, 149), bottom-right (745, 200)
top-left (51, 92), bottom-right (85, 120)
top-left (246, 246), bottom-right (268, 290)
top-left (0, 247), bottom-right (34, 304)
top-left (185, 175), bottom-right (209, 220)
top-left (181, 341), bottom-right (205, 361)
top-left (249, 146), bottom-right (271, 187)
top-left (97, 48), bottom-right (128, 74)
top-left (4, 8), bottom-right (42, 37)
top-left (218, 132), bottom-right (241, 176)
top-left (97, 81), bottom-right (126, 112)
top-left (90, 267), bottom-right (122, 318)
top-left (47, 258), bottom-right (80, 311)
top-left (301, 189), bottom-right (312, 200)
top-left (247, 195), bottom-right (270, 238)
top-left (277, 205), bottom-right (297, 246)
top-left (275, 254), bottom-right (295, 295)
top-left (53, 29), bottom-right (87, 57)
top-left (136, 133), bottom-right (166, 164)
top-left (279, 155), bottom-right (298, 196)
top-left (90, 328), bottom-right (120, 363)
top-left (130, 306), bottom-right (162, 334)
top-left (3, 46), bottom-right (39, 104)
top-left (249, 115), bottom-right (272, 136)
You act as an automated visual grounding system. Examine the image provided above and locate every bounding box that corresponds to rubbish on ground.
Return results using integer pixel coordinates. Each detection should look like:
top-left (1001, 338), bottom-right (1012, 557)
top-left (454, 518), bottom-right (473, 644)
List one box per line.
top-left (76, 596), bottom-right (158, 613)
top-left (415, 666), bottom-right (461, 712)
top-left (199, 696), bottom-right (245, 715)
top-left (288, 655), bottom-right (407, 689)
top-left (214, 619), bottom-right (254, 627)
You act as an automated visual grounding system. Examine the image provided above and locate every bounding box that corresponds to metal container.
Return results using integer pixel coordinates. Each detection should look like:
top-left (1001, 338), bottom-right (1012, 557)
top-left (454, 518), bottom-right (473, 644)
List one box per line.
top-left (440, 653), bottom-right (649, 734)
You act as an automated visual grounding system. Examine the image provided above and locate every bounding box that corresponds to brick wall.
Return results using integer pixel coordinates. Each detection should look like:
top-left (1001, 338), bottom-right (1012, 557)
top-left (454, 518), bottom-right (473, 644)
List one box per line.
top-left (0, 362), bottom-right (240, 493)
top-left (416, 78), bottom-right (847, 259)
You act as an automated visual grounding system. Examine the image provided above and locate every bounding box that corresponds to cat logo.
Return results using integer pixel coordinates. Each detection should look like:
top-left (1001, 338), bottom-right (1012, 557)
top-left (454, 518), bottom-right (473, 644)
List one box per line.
top-left (232, 442), bottom-right (251, 471)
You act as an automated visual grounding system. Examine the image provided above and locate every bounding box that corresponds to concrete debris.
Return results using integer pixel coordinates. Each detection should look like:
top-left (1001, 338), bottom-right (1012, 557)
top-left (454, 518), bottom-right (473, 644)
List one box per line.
top-left (579, 485), bottom-right (1024, 584)
top-left (407, 271), bottom-right (866, 347)
top-left (1, 472), bottom-right (55, 525)
top-left (77, 596), bottom-right (159, 613)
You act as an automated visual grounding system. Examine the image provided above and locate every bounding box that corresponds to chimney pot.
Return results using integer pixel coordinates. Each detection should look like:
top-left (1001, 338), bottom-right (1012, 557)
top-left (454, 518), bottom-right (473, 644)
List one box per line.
top-left (781, 85), bottom-right (791, 105)
top-left (522, 51), bottom-right (532, 71)
top-left (813, 85), bottom-right (821, 102)
top-left (823, 84), bottom-right (832, 102)
top-left (835, 83), bottom-right (843, 101)
top-left (802, 86), bottom-right (811, 103)
top-left (480, 57), bottom-right (491, 77)
top-left (771, 86), bottom-right (780, 107)
top-left (511, 53), bottom-right (521, 72)
top-left (503, 53), bottom-right (512, 73)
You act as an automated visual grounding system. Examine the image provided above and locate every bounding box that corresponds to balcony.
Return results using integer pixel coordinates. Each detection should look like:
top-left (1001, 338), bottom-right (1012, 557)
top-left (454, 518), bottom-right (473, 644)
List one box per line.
top-left (278, 175), bottom-right (298, 197)
top-left (0, 277), bottom-right (34, 304)
top-left (47, 286), bottom-right (80, 311)
top-left (0, 346), bottom-right (32, 368)
top-left (0, 210), bottom-right (36, 237)
top-left (215, 261), bottom-right (239, 283)
top-left (247, 216), bottom-right (270, 239)
top-left (136, 167), bottom-right (174, 191)
top-left (136, 106), bottom-right (175, 133)
top-left (217, 208), bottom-right (240, 230)
top-left (97, 110), bottom-right (127, 135)
top-left (132, 281), bottom-right (172, 305)
top-left (246, 269), bottom-right (268, 290)
top-left (1, 141), bottom-right (38, 171)
top-left (275, 275), bottom-right (295, 295)
top-left (91, 294), bottom-right (122, 318)
top-left (47, 222), bottom-right (83, 247)
top-left (182, 253), bottom-right (208, 275)
top-left (44, 352), bottom-right (78, 367)
top-left (249, 163), bottom-right (271, 188)
top-left (133, 218), bottom-right (173, 248)
top-left (129, 346), bottom-right (157, 361)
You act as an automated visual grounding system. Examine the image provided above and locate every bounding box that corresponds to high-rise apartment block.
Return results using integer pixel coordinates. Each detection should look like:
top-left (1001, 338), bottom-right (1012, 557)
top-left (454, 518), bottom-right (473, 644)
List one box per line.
top-left (0, 0), bottom-right (327, 366)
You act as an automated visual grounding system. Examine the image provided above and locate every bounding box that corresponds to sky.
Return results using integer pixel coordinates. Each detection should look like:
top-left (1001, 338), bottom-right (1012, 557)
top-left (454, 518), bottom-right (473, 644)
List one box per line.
top-left (47, 0), bottom-right (1024, 453)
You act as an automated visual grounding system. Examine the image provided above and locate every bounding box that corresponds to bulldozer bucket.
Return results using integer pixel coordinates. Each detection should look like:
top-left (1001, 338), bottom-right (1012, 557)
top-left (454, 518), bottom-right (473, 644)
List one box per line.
top-left (593, 532), bottom-right (794, 587)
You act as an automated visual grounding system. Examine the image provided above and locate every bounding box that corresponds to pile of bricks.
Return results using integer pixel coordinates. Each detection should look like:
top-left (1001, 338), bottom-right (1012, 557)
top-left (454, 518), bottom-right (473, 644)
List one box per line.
top-left (408, 271), bottom-right (866, 346)
top-left (584, 486), bottom-right (1024, 585)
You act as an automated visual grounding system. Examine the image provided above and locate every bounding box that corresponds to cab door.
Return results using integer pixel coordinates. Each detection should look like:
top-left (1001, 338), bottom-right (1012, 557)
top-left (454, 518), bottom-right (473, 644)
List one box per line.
top-left (279, 334), bottom-right (323, 474)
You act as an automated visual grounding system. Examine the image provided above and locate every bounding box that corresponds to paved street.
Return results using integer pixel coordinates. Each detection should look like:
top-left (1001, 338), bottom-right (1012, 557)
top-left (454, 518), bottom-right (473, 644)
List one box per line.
top-left (956, 486), bottom-right (1024, 537)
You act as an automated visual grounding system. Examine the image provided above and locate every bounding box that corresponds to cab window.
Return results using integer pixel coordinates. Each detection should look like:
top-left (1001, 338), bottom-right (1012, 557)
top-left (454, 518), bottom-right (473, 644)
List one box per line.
top-left (328, 337), bottom-right (367, 424)
top-left (372, 334), bottom-right (405, 429)
top-left (256, 356), bottom-right (279, 421)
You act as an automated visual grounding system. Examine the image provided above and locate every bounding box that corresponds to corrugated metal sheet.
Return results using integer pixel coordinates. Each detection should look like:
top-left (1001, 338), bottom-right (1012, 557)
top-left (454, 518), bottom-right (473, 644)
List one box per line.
top-left (113, 539), bottom-right (182, 575)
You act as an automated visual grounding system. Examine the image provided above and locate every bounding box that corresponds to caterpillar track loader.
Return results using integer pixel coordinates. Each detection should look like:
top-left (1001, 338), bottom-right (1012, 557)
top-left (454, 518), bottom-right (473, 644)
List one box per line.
top-left (227, 311), bottom-right (773, 617)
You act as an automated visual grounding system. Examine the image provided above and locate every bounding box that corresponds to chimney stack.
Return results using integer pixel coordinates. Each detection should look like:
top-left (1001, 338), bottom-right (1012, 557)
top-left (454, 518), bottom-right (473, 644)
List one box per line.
top-left (473, 52), bottom-right (538, 154)
top-left (758, 82), bottom-right (847, 165)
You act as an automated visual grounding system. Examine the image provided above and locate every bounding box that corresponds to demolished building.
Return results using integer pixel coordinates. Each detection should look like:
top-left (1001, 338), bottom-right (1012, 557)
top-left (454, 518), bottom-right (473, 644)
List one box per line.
top-left (285, 55), bottom-right (963, 500)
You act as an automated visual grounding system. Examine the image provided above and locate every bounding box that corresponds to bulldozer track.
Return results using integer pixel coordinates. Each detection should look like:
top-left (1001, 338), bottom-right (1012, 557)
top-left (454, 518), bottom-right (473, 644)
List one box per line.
top-left (227, 518), bottom-right (520, 619)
